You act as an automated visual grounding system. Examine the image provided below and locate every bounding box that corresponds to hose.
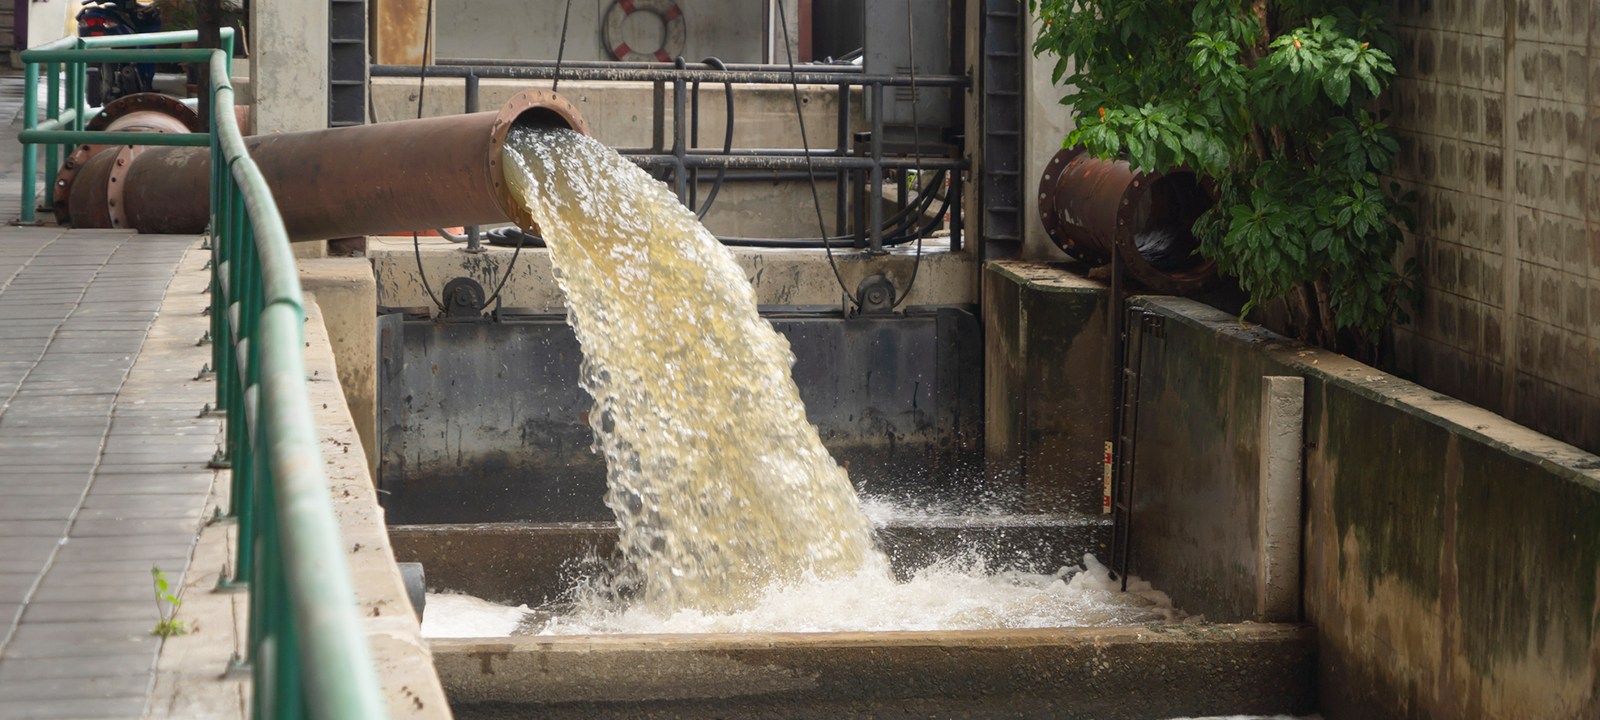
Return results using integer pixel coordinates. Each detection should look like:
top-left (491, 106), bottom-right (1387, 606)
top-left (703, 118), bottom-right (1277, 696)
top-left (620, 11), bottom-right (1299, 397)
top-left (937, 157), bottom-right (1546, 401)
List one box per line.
top-left (692, 56), bottom-right (734, 219)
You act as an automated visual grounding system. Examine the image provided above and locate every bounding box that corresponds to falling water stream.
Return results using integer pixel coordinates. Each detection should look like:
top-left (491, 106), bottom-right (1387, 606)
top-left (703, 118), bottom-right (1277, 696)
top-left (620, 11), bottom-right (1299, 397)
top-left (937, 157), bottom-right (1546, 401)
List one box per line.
top-left (454, 126), bottom-right (1183, 635)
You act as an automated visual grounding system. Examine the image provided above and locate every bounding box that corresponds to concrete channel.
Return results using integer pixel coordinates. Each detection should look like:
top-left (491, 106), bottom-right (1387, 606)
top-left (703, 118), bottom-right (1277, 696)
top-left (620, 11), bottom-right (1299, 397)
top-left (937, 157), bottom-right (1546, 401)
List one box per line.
top-left (285, 246), bottom-right (1600, 719)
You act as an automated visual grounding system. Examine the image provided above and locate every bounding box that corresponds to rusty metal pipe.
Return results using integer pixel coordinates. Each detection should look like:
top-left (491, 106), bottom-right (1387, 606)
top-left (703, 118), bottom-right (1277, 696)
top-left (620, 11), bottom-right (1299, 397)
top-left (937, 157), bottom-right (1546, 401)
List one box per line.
top-left (66, 89), bottom-right (589, 241)
top-left (1038, 146), bottom-right (1218, 296)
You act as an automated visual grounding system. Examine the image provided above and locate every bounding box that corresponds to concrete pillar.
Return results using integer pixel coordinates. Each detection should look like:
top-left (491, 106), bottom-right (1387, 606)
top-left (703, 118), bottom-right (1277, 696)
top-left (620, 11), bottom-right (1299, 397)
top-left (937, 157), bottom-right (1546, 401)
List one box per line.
top-left (1021, 10), bottom-right (1076, 262)
top-left (249, 0), bottom-right (328, 134)
top-left (252, 0), bottom-right (330, 257)
top-left (1256, 375), bottom-right (1304, 622)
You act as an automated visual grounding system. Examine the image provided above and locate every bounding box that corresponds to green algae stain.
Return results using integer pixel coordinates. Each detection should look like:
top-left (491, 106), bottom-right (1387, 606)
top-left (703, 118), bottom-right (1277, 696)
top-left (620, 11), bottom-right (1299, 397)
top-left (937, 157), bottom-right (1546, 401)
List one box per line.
top-left (1326, 386), bottom-right (1447, 603)
top-left (1454, 440), bottom-right (1600, 676)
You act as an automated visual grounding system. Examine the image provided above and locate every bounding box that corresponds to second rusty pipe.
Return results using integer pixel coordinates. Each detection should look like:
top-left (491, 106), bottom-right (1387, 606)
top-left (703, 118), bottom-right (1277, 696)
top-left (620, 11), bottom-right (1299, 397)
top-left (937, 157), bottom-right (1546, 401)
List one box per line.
top-left (68, 89), bottom-right (590, 241)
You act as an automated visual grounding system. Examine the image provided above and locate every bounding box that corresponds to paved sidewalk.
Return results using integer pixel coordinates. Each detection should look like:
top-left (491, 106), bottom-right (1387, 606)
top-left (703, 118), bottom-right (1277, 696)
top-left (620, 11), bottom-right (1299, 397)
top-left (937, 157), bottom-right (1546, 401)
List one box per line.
top-left (0, 227), bottom-right (220, 719)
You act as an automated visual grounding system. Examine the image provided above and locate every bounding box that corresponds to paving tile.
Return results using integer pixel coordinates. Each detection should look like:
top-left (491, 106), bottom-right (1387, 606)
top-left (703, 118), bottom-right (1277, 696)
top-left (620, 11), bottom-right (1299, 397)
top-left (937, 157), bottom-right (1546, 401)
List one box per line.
top-left (17, 601), bottom-right (161, 624)
top-left (0, 498), bottom-right (79, 521)
top-left (0, 674), bottom-right (151, 701)
top-left (66, 518), bottom-right (200, 538)
top-left (0, 560), bottom-right (50, 574)
top-left (52, 542), bottom-right (195, 564)
top-left (88, 464), bottom-right (214, 477)
top-left (35, 570), bottom-right (161, 589)
top-left (75, 505), bottom-right (207, 521)
top-left (79, 494), bottom-right (208, 512)
top-left (26, 558), bottom-right (183, 576)
top-left (0, 415), bottom-right (110, 428)
top-left (0, 537), bottom-right (66, 560)
top-left (0, 481), bottom-right (93, 496)
top-left (26, 583), bottom-right (170, 606)
top-left (85, 476), bottom-right (215, 496)
top-left (0, 575), bottom-right (39, 605)
top-left (0, 521), bottom-right (71, 538)
top-left (0, 694), bottom-right (148, 718)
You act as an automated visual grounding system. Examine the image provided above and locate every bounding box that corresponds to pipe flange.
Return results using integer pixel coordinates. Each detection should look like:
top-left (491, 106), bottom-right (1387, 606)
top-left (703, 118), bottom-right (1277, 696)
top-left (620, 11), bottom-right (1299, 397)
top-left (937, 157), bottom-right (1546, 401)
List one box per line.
top-left (1037, 146), bottom-right (1097, 264)
top-left (54, 93), bottom-right (203, 225)
top-left (87, 93), bottom-right (204, 134)
top-left (489, 89), bottom-right (592, 234)
top-left (106, 144), bottom-right (146, 230)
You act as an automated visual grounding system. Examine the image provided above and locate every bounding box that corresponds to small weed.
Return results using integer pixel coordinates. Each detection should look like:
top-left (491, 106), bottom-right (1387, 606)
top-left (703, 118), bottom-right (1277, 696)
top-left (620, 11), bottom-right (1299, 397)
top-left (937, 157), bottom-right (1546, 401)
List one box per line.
top-left (150, 566), bottom-right (189, 638)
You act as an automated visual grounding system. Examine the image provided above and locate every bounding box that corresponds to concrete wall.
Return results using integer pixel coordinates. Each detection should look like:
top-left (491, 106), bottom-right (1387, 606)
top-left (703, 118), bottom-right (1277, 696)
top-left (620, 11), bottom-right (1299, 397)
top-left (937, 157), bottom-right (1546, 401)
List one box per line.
top-left (369, 237), bottom-right (977, 308)
top-left (433, 0), bottom-right (774, 64)
top-left (1124, 290), bottom-right (1600, 719)
top-left (1385, 0), bottom-right (1600, 454)
top-left (299, 260), bottom-right (380, 479)
top-left (987, 261), bottom-right (1600, 718)
top-left (982, 261), bottom-right (1109, 515)
top-left (369, 78), bottom-right (863, 147)
top-left (1021, 14), bottom-right (1076, 263)
top-left (299, 291), bottom-right (452, 719)
top-left (23, 0), bottom-right (74, 50)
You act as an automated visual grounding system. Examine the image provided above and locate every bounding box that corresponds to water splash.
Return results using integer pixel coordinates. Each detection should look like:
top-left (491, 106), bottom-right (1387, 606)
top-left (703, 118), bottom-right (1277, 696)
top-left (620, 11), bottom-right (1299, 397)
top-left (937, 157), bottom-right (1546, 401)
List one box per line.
top-left (501, 126), bottom-right (885, 613)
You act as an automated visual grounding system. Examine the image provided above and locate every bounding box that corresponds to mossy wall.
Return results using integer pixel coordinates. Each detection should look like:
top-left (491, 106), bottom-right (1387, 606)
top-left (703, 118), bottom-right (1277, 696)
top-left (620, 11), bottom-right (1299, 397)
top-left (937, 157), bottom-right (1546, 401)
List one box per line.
top-left (1129, 296), bottom-right (1600, 720)
top-left (983, 261), bottom-right (1111, 516)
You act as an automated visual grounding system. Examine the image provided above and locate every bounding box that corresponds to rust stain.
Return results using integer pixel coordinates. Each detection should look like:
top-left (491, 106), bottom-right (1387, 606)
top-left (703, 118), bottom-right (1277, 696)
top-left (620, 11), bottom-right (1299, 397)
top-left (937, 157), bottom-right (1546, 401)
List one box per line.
top-left (374, 0), bottom-right (431, 66)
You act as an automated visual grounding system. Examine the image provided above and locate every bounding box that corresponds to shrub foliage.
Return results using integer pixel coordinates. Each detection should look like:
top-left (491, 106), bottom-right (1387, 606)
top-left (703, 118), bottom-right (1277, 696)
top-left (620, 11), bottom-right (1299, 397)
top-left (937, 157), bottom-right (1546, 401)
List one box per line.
top-left (1032, 0), bottom-right (1419, 353)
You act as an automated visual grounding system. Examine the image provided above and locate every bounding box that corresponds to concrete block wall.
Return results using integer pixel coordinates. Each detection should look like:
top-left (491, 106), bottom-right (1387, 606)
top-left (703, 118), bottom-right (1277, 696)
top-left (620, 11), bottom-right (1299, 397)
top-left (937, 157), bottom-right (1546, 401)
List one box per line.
top-left (1385, 0), bottom-right (1600, 454)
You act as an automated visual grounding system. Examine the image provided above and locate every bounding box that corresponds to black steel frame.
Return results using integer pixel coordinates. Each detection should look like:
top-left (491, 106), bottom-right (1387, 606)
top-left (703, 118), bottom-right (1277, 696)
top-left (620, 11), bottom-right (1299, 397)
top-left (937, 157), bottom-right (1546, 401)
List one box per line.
top-left (370, 60), bottom-right (970, 254)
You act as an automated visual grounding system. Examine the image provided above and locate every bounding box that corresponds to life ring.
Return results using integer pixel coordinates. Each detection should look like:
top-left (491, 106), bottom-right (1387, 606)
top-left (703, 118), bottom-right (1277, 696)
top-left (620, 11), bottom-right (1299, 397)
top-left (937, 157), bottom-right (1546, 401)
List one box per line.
top-left (602, 0), bottom-right (686, 63)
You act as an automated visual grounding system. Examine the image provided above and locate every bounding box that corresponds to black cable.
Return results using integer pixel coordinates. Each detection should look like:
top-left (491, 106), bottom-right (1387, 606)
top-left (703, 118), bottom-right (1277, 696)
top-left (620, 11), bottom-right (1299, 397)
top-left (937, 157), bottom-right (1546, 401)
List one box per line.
top-left (413, 231), bottom-right (446, 311)
top-left (480, 224), bottom-right (526, 310)
top-left (694, 57), bottom-right (734, 220)
top-left (891, 0), bottom-right (925, 310)
top-left (715, 169), bottom-right (946, 247)
top-left (775, 0), bottom-right (859, 309)
top-left (411, 0), bottom-right (444, 313)
top-left (416, 0), bottom-right (432, 121)
top-left (552, 0), bottom-right (574, 92)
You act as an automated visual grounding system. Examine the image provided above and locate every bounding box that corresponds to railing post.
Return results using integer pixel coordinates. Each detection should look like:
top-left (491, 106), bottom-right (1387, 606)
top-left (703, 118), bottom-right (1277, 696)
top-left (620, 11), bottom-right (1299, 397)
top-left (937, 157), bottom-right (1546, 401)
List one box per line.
top-left (21, 61), bottom-right (38, 223)
top-left (44, 62), bottom-right (59, 198)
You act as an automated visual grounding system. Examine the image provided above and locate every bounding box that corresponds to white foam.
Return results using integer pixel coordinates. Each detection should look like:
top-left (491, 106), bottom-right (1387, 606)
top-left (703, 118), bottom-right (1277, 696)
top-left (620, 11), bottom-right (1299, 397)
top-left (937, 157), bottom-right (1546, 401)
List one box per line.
top-left (537, 553), bottom-right (1174, 635)
top-left (419, 592), bottom-right (530, 638)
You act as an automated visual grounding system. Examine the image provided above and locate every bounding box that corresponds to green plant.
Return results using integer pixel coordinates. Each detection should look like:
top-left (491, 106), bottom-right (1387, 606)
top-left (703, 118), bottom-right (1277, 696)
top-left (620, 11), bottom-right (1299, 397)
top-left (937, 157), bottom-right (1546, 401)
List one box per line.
top-left (1031, 0), bottom-right (1420, 356)
top-left (150, 566), bottom-right (188, 638)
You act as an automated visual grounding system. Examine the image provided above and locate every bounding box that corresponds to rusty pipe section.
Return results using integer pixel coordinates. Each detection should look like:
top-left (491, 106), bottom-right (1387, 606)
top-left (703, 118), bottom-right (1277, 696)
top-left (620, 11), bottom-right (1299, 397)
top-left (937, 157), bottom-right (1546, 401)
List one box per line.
top-left (1038, 146), bottom-right (1218, 296)
top-left (61, 89), bottom-right (590, 241)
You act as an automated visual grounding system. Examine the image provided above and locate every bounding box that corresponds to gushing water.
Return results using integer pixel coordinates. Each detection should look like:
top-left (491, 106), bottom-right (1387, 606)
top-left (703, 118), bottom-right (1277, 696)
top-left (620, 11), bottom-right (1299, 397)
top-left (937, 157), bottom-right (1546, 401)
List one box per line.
top-left (494, 127), bottom-right (1183, 633)
top-left (502, 126), bottom-right (885, 613)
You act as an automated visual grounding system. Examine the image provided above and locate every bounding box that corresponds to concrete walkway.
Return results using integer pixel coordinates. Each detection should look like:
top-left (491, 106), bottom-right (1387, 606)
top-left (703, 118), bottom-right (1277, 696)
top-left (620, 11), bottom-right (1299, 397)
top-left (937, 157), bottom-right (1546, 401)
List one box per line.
top-left (0, 73), bottom-right (224, 720)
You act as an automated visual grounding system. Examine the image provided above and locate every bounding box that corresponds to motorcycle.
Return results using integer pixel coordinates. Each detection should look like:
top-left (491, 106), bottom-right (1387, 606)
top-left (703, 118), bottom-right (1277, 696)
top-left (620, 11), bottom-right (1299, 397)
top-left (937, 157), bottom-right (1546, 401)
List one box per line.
top-left (76, 0), bottom-right (162, 106)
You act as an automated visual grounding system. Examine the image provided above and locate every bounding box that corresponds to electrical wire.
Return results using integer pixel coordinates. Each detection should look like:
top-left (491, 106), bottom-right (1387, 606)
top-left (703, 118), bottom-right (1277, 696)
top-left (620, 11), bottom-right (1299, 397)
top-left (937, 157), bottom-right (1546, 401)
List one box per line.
top-left (413, 231), bottom-right (445, 311)
top-left (552, 0), bottom-right (573, 92)
top-left (411, 0), bottom-right (446, 312)
top-left (693, 57), bottom-right (734, 220)
top-left (775, 0), bottom-right (859, 309)
top-left (891, 0), bottom-right (925, 310)
top-left (481, 0), bottom-right (573, 311)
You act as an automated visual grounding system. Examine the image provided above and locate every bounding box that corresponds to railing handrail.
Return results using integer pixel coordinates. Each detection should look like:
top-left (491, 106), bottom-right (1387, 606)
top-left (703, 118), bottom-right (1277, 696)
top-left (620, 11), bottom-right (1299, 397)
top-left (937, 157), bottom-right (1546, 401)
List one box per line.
top-left (17, 33), bottom-right (390, 720)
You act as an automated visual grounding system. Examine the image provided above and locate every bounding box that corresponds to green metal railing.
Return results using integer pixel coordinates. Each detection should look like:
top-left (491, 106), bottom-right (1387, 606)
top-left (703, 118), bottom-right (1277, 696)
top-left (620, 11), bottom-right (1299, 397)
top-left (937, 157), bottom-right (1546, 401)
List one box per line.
top-left (19, 34), bottom-right (390, 720)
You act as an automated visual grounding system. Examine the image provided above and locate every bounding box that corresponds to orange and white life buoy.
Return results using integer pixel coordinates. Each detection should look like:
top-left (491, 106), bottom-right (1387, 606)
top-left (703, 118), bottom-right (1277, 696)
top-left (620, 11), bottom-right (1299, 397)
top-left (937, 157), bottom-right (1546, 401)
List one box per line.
top-left (602, 0), bottom-right (686, 62)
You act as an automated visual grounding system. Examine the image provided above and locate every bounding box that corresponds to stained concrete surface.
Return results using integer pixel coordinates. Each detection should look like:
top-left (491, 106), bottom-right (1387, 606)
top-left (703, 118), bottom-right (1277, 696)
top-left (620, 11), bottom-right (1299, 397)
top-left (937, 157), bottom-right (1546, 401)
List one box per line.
top-left (435, 624), bottom-right (1317, 719)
